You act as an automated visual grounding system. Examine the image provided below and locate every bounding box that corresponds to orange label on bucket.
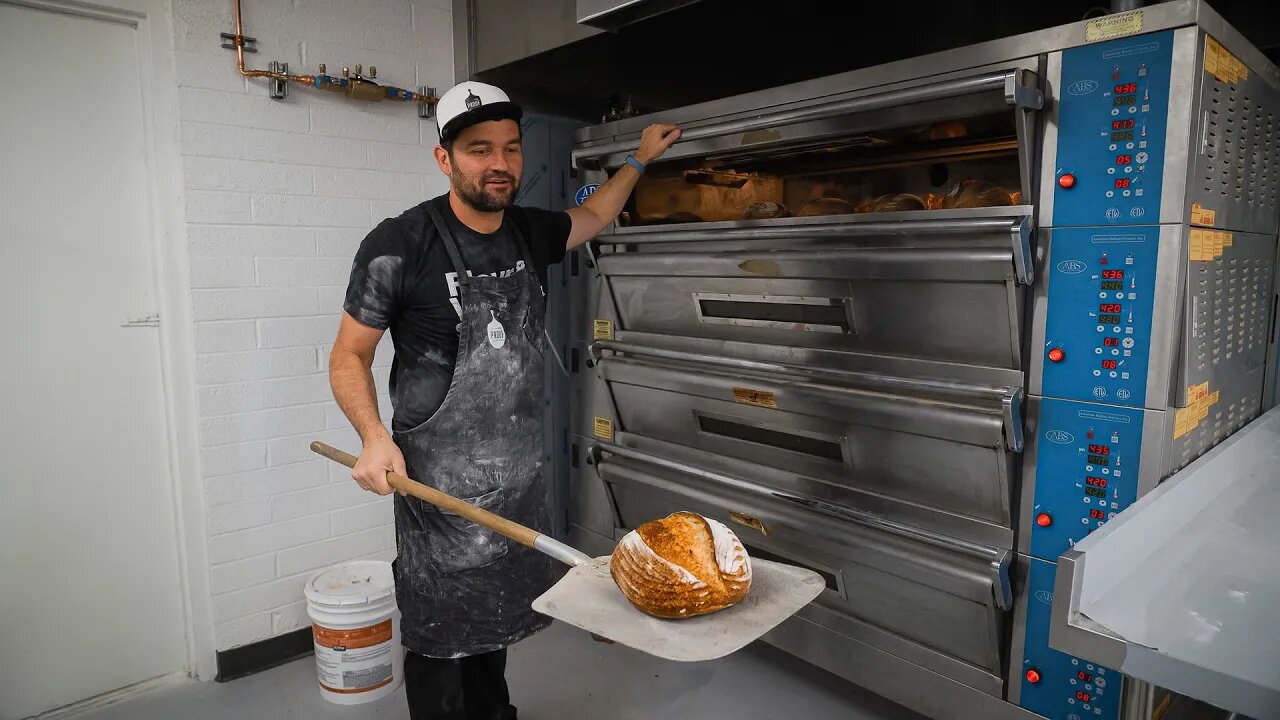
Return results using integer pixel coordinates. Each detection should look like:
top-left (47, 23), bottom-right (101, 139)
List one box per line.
top-left (314, 620), bottom-right (392, 650)
top-left (320, 677), bottom-right (395, 694)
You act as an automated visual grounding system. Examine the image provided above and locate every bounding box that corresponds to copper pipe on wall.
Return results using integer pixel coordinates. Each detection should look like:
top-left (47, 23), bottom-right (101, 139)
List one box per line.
top-left (232, 0), bottom-right (245, 73)
top-left (231, 0), bottom-right (315, 86)
top-left (227, 0), bottom-right (436, 104)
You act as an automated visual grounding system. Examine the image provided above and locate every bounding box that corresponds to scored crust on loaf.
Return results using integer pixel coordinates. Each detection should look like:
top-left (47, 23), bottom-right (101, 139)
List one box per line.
top-left (610, 512), bottom-right (752, 619)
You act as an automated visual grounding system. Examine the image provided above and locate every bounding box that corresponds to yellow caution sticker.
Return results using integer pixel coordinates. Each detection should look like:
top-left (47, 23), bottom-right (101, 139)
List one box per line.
top-left (732, 387), bottom-right (778, 409)
top-left (1173, 408), bottom-right (1192, 440)
top-left (1191, 203), bottom-right (1216, 227)
top-left (1189, 229), bottom-right (1232, 262)
top-left (593, 416), bottom-right (614, 441)
top-left (1086, 10), bottom-right (1143, 42)
top-left (592, 319), bottom-right (613, 341)
top-left (1174, 382), bottom-right (1222, 438)
top-left (1205, 35), bottom-right (1247, 85)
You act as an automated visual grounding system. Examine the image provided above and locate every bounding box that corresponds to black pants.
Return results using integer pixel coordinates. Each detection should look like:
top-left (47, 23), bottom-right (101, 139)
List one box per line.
top-left (404, 648), bottom-right (517, 720)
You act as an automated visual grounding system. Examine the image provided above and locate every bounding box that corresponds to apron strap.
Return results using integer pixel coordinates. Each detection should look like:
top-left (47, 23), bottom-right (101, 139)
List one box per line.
top-left (425, 198), bottom-right (541, 291)
top-left (424, 200), bottom-right (470, 280)
top-left (507, 212), bottom-right (536, 270)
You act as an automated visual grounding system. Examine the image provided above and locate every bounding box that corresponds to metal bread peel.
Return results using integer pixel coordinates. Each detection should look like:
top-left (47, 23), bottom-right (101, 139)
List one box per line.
top-left (312, 441), bottom-right (826, 662)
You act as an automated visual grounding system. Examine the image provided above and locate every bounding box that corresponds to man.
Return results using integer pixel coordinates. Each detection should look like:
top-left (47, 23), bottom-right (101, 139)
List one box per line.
top-left (328, 81), bottom-right (679, 720)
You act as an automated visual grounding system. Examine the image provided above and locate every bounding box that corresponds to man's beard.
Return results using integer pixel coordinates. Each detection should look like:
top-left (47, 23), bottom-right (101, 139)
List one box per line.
top-left (452, 167), bottom-right (519, 212)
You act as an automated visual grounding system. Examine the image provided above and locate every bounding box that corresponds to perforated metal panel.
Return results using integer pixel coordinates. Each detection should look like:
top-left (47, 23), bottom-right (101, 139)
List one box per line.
top-left (1185, 234), bottom-right (1275, 374)
top-left (1169, 367), bottom-right (1266, 472)
top-left (1202, 83), bottom-right (1279, 207)
top-left (1191, 36), bottom-right (1280, 234)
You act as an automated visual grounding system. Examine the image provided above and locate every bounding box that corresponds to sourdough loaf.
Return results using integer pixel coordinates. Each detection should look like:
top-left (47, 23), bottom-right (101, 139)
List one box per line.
top-left (856, 192), bottom-right (926, 214)
top-left (941, 179), bottom-right (1014, 209)
top-left (796, 197), bottom-right (856, 217)
top-left (610, 512), bottom-right (752, 619)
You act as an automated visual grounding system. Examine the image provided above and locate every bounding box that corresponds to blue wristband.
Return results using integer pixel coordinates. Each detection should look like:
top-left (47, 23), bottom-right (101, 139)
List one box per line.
top-left (624, 154), bottom-right (646, 174)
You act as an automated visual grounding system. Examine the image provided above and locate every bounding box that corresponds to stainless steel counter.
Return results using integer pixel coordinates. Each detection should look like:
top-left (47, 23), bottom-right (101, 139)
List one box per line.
top-left (1051, 405), bottom-right (1280, 719)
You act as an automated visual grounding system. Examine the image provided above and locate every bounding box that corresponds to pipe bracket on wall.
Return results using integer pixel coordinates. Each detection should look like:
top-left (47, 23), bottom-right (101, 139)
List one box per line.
top-left (219, 32), bottom-right (256, 53)
top-left (418, 86), bottom-right (437, 119)
top-left (269, 61), bottom-right (287, 99)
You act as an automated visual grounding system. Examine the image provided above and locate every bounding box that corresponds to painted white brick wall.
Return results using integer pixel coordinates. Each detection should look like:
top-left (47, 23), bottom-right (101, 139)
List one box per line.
top-left (170, 0), bottom-right (452, 652)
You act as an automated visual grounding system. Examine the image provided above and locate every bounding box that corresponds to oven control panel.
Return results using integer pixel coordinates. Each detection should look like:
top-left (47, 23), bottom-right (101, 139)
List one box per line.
top-left (1027, 397), bottom-right (1145, 561)
top-left (1039, 227), bottom-right (1160, 408)
top-left (1052, 31), bottom-right (1174, 227)
top-left (1019, 556), bottom-right (1122, 720)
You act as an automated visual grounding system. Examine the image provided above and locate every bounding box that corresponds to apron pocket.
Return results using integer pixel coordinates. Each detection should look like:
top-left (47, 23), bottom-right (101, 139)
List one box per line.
top-left (426, 487), bottom-right (510, 575)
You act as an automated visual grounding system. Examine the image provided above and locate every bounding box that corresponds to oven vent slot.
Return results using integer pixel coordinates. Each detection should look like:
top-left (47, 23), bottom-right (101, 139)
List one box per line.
top-left (695, 293), bottom-right (854, 334)
top-left (697, 414), bottom-right (845, 462)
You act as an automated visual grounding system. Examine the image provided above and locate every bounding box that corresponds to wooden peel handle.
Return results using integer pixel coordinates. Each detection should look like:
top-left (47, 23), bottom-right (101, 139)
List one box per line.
top-left (310, 441), bottom-right (541, 550)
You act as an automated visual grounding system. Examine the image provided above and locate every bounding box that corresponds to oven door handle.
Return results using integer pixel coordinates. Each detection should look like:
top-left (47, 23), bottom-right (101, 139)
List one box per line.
top-left (572, 68), bottom-right (1043, 170)
top-left (591, 438), bottom-right (1014, 610)
top-left (591, 339), bottom-right (1006, 402)
top-left (591, 212), bottom-right (1036, 285)
top-left (590, 340), bottom-right (1025, 452)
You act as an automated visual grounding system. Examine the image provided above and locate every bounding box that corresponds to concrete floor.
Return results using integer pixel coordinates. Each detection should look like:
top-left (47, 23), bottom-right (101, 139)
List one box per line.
top-left (68, 621), bottom-right (925, 720)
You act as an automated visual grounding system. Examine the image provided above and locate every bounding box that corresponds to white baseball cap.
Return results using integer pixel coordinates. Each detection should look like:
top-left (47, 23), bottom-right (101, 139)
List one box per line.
top-left (435, 81), bottom-right (522, 144)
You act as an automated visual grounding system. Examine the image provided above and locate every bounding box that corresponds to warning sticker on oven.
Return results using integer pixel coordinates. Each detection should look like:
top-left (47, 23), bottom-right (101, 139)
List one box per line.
top-left (593, 416), bottom-right (614, 440)
top-left (732, 387), bottom-right (778, 409)
top-left (1191, 203), bottom-right (1217, 227)
top-left (1085, 10), bottom-right (1143, 42)
top-left (1173, 382), bottom-right (1218, 439)
top-left (593, 319), bottom-right (613, 340)
top-left (1205, 36), bottom-right (1247, 85)
top-left (1189, 228), bottom-right (1232, 262)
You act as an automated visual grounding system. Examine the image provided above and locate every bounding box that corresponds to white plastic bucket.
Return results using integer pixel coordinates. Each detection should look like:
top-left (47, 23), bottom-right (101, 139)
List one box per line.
top-left (304, 560), bottom-right (404, 705)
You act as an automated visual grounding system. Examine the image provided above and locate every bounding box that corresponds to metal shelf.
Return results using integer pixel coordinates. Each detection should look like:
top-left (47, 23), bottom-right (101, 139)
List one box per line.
top-left (1050, 405), bottom-right (1280, 720)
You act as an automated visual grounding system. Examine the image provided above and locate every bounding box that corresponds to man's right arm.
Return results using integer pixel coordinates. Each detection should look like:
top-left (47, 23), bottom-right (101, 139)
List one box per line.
top-left (329, 312), bottom-right (404, 496)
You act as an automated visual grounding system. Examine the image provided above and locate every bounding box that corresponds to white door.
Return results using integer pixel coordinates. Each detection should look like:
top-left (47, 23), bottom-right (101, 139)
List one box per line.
top-left (0, 4), bottom-right (186, 718)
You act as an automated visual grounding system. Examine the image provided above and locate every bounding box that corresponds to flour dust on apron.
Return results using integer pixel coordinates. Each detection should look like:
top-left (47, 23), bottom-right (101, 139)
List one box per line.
top-left (391, 202), bottom-right (555, 659)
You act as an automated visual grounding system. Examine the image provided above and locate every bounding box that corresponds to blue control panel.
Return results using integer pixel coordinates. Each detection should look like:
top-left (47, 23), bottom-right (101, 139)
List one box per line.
top-left (1052, 31), bottom-right (1174, 227)
top-left (1029, 397), bottom-right (1144, 561)
top-left (1019, 557), bottom-right (1121, 720)
top-left (1040, 227), bottom-right (1161, 408)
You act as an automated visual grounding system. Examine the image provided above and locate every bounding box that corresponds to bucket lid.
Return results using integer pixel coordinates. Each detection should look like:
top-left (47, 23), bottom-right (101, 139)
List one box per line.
top-left (305, 560), bottom-right (396, 607)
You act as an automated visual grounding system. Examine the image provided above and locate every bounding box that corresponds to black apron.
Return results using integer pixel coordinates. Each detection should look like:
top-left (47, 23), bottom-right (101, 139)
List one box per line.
top-left (391, 203), bottom-right (556, 659)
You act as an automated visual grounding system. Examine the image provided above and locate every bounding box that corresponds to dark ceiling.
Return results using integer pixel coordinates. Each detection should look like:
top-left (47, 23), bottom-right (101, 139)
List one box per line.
top-left (476, 0), bottom-right (1280, 123)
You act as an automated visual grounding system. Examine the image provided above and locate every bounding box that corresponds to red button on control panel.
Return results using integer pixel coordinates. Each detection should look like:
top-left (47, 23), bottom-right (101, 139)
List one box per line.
top-left (1048, 348), bottom-right (1066, 363)
top-left (1036, 513), bottom-right (1053, 527)
top-left (1058, 173), bottom-right (1076, 189)
top-left (1026, 669), bottom-right (1042, 684)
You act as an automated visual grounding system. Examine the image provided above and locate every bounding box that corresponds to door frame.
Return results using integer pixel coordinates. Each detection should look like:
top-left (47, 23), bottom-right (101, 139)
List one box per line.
top-left (3, 0), bottom-right (217, 681)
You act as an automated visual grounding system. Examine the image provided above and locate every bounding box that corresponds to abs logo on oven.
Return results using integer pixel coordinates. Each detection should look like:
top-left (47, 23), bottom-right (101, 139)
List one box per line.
top-left (575, 183), bottom-right (600, 206)
top-left (1067, 79), bottom-right (1099, 96)
top-left (1057, 259), bottom-right (1088, 274)
top-left (1045, 430), bottom-right (1075, 445)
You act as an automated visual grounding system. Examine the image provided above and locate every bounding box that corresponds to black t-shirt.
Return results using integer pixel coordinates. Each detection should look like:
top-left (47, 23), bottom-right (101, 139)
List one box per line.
top-left (343, 194), bottom-right (571, 431)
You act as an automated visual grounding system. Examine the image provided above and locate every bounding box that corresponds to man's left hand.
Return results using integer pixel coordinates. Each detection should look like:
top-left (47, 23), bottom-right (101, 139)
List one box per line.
top-left (635, 123), bottom-right (681, 165)
top-left (564, 122), bottom-right (683, 249)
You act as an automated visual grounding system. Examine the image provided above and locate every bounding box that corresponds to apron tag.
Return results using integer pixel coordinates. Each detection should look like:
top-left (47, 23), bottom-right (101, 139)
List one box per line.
top-left (487, 311), bottom-right (506, 349)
